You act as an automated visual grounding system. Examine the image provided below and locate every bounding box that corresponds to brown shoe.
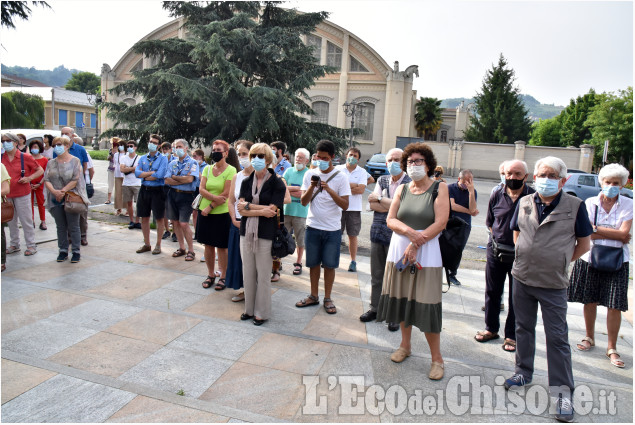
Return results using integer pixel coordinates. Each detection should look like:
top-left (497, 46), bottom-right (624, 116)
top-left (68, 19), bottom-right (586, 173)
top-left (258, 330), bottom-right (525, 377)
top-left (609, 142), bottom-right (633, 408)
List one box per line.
top-left (152, 245), bottom-right (162, 255)
top-left (429, 361), bottom-right (444, 380)
top-left (390, 347), bottom-right (411, 363)
top-left (136, 244), bottom-right (151, 254)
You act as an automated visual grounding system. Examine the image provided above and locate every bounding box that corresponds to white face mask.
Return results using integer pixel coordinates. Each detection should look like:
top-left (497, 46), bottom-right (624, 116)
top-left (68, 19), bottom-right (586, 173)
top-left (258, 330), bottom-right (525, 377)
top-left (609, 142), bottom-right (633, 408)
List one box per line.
top-left (239, 157), bottom-right (251, 169)
top-left (407, 165), bottom-right (427, 181)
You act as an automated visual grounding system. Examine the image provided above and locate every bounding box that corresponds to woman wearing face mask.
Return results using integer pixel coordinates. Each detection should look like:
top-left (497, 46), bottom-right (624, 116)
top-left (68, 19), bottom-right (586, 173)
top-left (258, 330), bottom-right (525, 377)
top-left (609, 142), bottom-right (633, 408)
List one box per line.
top-left (43, 137), bottom-right (89, 263)
top-left (106, 137), bottom-right (121, 205)
top-left (376, 143), bottom-right (450, 380)
top-left (236, 143), bottom-right (286, 325)
top-left (197, 140), bottom-right (236, 289)
top-left (567, 163), bottom-right (632, 368)
top-left (112, 137), bottom-right (125, 215)
top-left (28, 140), bottom-right (49, 230)
top-left (42, 134), bottom-right (54, 159)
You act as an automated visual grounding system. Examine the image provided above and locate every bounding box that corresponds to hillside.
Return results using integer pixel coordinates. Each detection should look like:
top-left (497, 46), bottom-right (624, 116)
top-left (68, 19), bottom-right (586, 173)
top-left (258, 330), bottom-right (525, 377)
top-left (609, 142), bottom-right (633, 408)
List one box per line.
top-left (1, 64), bottom-right (83, 87)
top-left (440, 95), bottom-right (564, 121)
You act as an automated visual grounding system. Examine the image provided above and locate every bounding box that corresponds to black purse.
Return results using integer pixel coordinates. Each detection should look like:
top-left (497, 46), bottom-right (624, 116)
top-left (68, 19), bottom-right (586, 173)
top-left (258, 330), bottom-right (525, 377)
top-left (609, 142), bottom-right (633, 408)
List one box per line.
top-left (491, 238), bottom-right (515, 263)
top-left (589, 206), bottom-right (623, 272)
top-left (271, 210), bottom-right (296, 258)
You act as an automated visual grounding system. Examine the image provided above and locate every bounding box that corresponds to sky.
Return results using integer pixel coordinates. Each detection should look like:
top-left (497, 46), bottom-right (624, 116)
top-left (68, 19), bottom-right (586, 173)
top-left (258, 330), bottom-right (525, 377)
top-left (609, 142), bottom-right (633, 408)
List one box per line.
top-left (1, 0), bottom-right (632, 106)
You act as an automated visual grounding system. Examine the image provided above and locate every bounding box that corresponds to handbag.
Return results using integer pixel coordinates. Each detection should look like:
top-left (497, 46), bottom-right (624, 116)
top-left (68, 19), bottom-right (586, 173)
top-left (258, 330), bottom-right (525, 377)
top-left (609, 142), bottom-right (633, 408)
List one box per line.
top-left (86, 182), bottom-right (94, 198)
top-left (589, 206), bottom-right (623, 272)
top-left (271, 209), bottom-right (295, 258)
top-left (1, 196), bottom-right (14, 223)
top-left (64, 191), bottom-right (87, 214)
top-left (191, 193), bottom-right (202, 209)
top-left (491, 238), bottom-right (515, 263)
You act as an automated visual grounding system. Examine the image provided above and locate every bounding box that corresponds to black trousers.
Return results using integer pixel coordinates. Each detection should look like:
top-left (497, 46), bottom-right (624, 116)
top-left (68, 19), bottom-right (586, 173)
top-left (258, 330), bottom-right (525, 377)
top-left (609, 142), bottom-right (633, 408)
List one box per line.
top-left (448, 225), bottom-right (471, 277)
top-left (485, 243), bottom-right (515, 339)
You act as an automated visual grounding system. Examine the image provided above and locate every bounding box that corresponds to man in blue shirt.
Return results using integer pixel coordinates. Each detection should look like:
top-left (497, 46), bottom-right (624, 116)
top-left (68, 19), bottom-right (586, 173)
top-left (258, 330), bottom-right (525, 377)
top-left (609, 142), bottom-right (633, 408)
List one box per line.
top-left (447, 169), bottom-right (478, 285)
top-left (134, 134), bottom-right (168, 255)
top-left (165, 139), bottom-right (199, 261)
top-left (271, 141), bottom-right (291, 177)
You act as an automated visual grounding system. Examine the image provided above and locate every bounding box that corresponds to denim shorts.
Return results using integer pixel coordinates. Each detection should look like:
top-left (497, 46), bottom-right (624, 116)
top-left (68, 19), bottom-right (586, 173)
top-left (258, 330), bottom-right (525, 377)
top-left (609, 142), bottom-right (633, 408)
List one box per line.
top-left (304, 226), bottom-right (341, 269)
top-left (166, 190), bottom-right (195, 223)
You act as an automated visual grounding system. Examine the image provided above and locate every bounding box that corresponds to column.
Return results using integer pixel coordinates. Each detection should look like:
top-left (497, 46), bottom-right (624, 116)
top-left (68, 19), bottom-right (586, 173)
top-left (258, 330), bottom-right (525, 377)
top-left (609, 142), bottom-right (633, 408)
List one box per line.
top-left (336, 34), bottom-right (350, 129)
top-left (514, 140), bottom-right (526, 161)
top-left (578, 144), bottom-right (595, 173)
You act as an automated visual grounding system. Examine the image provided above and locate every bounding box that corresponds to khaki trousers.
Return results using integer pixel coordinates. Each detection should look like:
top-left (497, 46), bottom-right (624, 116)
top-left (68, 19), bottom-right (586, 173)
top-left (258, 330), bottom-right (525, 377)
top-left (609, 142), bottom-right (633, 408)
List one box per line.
top-left (240, 236), bottom-right (273, 320)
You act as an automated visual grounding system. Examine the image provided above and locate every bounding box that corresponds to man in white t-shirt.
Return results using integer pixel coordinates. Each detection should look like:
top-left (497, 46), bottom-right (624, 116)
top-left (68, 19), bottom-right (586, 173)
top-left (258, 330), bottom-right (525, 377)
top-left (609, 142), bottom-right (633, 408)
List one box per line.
top-left (297, 140), bottom-right (351, 315)
top-left (336, 147), bottom-right (367, 272)
top-left (119, 140), bottom-right (142, 229)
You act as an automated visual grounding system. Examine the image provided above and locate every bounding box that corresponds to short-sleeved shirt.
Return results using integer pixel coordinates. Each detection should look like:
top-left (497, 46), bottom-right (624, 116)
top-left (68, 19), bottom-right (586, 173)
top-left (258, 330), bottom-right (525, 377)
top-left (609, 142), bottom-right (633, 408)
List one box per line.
top-left (1, 163), bottom-right (10, 184)
top-left (54, 142), bottom-right (89, 167)
top-left (1, 151), bottom-right (41, 198)
top-left (135, 152), bottom-right (168, 187)
top-left (274, 158), bottom-right (292, 177)
top-left (448, 182), bottom-right (477, 226)
top-left (120, 154), bottom-right (142, 186)
top-left (510, 191), bottom-right (593, 237)
top-left (113, 151), bottom-right (125, 178)
top-left (582, 194), bottom-right (633, 262)
top-left (486, 184), bottom-right (535, 245)
top-left (166, 155), bottom-right (199, 192)
top-left (282, 166), bottom-right (309, 218)
top-left (200, 164), bottom-right (237, 214)
top-left (335, 164), bottom-right (367, 211)
top-left (301, 168), bottom-right (351, 232)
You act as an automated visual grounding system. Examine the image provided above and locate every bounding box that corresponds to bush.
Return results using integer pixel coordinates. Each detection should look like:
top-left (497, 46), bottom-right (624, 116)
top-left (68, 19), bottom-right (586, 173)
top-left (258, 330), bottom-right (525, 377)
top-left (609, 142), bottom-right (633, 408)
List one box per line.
top-left (625, 179), bottom-right (633, 190)
top-left (88, 150), bottom-right (109, 161)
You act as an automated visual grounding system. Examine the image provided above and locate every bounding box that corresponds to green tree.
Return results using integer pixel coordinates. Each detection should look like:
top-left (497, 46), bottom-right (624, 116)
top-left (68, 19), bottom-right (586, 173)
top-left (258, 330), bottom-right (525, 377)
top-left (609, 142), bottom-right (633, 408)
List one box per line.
top-left (414, 97), bottom-right (443, 140)
top-left (529, 116), bottom-right (562, 147)
top-left (1, 91), bottom-right (45, 129)
top-left (463, 54), bottom-right (532, 144)
top-left (558, 89), bottom-right (598, 147)
top-left (103, 1), bottom-right (349, 154)
top-left (65, 71), bottom-right (101, 94)
top-left (585, 87), bottom-right (633, 167)
top-left (1, 1), bottom-right (50, 29)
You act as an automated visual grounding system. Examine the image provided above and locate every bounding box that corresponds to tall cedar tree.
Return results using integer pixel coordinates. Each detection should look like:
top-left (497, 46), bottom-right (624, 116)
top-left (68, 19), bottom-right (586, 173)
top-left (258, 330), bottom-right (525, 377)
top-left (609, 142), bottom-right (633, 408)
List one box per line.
top-left (558, 89), bottom-right (598, 147)
top-left (464, 54), bottom-right (532, 144)
top-left (103, 1), bottom-right (349, 154)
top-left (414, 97), bottom-right (443, 140)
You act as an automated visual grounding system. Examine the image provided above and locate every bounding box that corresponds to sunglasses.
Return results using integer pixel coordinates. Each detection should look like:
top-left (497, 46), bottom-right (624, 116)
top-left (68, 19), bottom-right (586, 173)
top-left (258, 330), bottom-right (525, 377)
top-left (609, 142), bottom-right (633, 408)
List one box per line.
top-left (249, 153), bottom-right (265, 159)
top-left (127, 145), bottom-right (135, 148)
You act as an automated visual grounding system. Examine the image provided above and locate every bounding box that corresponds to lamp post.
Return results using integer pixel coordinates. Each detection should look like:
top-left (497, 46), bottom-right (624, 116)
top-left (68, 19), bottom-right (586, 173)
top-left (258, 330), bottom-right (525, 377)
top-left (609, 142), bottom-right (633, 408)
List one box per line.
top-left (342, 101), bottom-right (363, 148)
top-left (86, 92), bottom-right (104, 150)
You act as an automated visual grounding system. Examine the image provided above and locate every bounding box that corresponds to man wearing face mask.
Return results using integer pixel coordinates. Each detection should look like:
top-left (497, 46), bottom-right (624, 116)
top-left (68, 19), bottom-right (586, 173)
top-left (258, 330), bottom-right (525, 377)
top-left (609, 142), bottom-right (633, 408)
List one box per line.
top-left (505, 156), bottom-right (592, 423)
top-left (362, 148), bottom-right (410, 331)
top-left (119, 140), bottom-right (142, 230)
top-left (335, 147), bottom-right (367, 272)
top-left (475, 160), bottom-right (534, 352)
top-left (271, 141), bottom-right (291, 177)
top-left (491, 161), bottom-right (507, 195)
top-left (282, 148), bottom-right (310, 275)
top-left (446, 169), bottom-right (478, 285)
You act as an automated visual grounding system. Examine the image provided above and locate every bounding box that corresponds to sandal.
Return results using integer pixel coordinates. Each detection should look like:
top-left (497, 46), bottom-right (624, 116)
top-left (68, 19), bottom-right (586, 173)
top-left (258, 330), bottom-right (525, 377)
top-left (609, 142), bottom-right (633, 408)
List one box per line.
top-left (296, 294), bottom-right (319, 308)
top-left (172, 248), bottom-right (186, 258)
top-left (429, 361), bottom-right (444, 380)
top-left (390, 347), bottom-right (411, 363)
top-left (606, 349), bottom-right (625, 368)
top-left (293, 263), bottom-right (302, 275)
top-left (474, 330), bottom-right (500, 343)
top-left (576, 336), bottom-right (595, 352)
top-left (24, 248), bottom-right (37, 256)
top-left (6, 246), bottom-right (20, 254)
top-left (202, 275), bottom-right (215, 289)
top-left (271, 271), bottom-right (280, 282)
top-left (323, 297), bottom-right (337, 314)
top-left (185, 251), bottom-right (195, 261)
top-left (39, 222), bottom-right (47, 230)
top-left (152, 245), bottom-right (162, 255)
top-left (215, 278), bottom-right (226, 291)
top-left (502, 339), bottom-right (516, 352)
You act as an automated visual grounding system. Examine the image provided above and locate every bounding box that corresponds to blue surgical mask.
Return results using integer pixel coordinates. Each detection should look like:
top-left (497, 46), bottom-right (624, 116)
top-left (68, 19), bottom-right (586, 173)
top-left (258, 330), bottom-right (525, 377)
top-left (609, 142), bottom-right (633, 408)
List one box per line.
top-left (347, 157), bottom-right (358, 166)
top-left (127, 147), bottom-right (134, 154)
top-left (175, 148), bottom-right (185, 158)
top-left (500, 174), bottom-right (506, 184)
top-left (148, 143), bottom-right (157, 152)
top-left (388, 161), bottom-right (402, 176)
top-left (118, 145), bottom-right (124, 152)
top-left (311, 160), bottom-right (319, 167)
top-left (3, 142), bottom-right (14, 152)
top-left (535, 177), bottom-right (560, 197)
top-left (54, 145), bottom-right (65, 156)
top-left (30, 148), bottom-right (40, 155)
top-left (602, 185), bottom-right (620, 199)
top-left (318, 160), bottom-right (330, 171)
top-left (251, 157), bottom-right (266, 171)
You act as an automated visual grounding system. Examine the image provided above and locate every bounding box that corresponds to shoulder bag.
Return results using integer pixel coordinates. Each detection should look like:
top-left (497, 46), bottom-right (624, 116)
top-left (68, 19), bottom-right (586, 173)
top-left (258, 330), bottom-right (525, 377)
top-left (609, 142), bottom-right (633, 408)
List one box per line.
top-left (56, 159), bottom-right (87, 215)
top-left (1, 196), bottom-right (14, 223)
top-left (589, 206), bottom-right (623, 272)
top-left (271, 208), bottom-right (296, 259)
top-left (491, 238), bottom-right (515, 263)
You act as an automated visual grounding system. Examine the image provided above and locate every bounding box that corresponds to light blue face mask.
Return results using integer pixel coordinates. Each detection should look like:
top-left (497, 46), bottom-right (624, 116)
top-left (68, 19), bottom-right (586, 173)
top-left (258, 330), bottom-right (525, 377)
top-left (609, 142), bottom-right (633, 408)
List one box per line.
top-left (175, 148), bottom-right (185, 158)
top-left (347, 157), bottom-right (358, 166)
top-left (534, 177), bottom-right (560, 197)
top-left (251, 157), bottom-right (266, 171)
top-left (500, 174), bottom-right (506, 184)
top-left (318, 160), bottom-right (330, 171)
top-left (30, 148), bottom-right (40, 155)
top-left (148, 143), bottom-right (157, 152)
top-left (388, 161), bottom-right (402, 176)
top-left (602, 185), bottom-right (620, 199)
top-left (3, 141), bottom-right (14, 152)
top-left (127, 147), bottom-right (135, 154)
top-left (54, 145), bottom-right (65, 156)
top-left (311, 160), bottom-right (319, 167)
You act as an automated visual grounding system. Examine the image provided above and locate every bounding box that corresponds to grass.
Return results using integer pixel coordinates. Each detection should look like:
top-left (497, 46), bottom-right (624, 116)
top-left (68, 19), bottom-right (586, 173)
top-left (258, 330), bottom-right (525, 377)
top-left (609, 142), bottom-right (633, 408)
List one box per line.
top-left (88, 150), bottom-right (109, 160)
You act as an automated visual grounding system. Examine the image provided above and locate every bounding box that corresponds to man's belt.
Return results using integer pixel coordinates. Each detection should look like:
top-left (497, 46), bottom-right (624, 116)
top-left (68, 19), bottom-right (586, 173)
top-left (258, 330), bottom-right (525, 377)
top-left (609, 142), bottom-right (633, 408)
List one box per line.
top-left (173, 189), bottom-right (195, 194)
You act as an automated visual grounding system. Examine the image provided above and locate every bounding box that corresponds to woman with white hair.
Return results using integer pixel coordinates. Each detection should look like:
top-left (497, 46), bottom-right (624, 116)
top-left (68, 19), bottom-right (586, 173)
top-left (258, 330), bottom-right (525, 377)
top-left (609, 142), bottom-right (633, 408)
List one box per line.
top-left (567, 163), bottom-right (632, 368)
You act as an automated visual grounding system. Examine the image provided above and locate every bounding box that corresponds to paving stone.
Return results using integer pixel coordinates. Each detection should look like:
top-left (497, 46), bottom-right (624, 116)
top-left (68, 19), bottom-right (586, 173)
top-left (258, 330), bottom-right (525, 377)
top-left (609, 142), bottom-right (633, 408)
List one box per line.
top-left (119, 346), bottom-right (233, 398)
top-left (106, 395), bottom-right (229, 422)
top-left (2, 256), bottom-right (100, 282)
top-left (168, 321), bottom-right (263, 361)
top-left (317, 344), bottom-right (375, 386)
top-left (264, 288), bottom-right (317, 333)
top-left (1, 374), bottom-right (136, 422)
top-left (45, 260), bottom-right (144, 291)
top-left (1, 359), bottom-right (56, 404)
top-left (2, 318), bottom-right (98, 359)
top-left (1, 278), bottom-right (46, 303)
top-left (106, 310), bottom-right (201, 345)
top-left (87, 267), bottom-right (183, 301)
top-left (48, 332), bottom-right (162, 378)
top-left (163, 274), bottom-right (220, 296)
top-left (185, 290), bottom-right (246, 322)
top-left (302, 314), bottom-right (367, 345)
top-left (48, 299), bottom-right (142, 331)
top-left (134, 287), bottom-right (205, 312)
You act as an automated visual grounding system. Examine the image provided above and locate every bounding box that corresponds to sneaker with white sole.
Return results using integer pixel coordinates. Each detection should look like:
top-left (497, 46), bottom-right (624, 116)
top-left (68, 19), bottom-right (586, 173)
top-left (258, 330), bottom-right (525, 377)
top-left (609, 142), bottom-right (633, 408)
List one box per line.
top-left (554, 396), bottom-right (574, 422)
top-left (504, 373), bottom-right (531, 390)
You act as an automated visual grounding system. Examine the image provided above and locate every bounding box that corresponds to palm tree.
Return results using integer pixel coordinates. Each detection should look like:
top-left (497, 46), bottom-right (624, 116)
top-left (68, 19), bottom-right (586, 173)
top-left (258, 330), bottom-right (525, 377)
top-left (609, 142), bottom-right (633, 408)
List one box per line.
top-left (414, 97), bottom-right (443, 140)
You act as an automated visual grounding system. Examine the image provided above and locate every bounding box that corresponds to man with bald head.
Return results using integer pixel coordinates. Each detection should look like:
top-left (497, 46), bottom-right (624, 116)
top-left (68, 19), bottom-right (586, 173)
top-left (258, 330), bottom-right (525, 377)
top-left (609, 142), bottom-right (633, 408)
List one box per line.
top-left (475, 160), bottom-right (534, 352)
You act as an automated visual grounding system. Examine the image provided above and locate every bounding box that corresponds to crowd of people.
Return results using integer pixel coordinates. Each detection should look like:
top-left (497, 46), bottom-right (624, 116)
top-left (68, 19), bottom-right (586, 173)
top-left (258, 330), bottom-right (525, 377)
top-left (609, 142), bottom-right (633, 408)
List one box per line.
top-left (2, 131), bottom-right (631, 422)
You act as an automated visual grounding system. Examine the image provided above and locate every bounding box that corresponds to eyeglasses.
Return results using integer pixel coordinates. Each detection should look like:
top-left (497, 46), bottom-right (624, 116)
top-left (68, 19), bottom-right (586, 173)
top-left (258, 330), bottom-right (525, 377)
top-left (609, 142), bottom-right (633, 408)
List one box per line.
top-left (52, 143), bottom-right (63, 147)
top-left (536, 173), bottom-right (560, 180)
top-left (406, 159), bottom-right (425, 166)
top-left (250, 153), bottom-right (265, 159)
top-left (1, 139), bottom-right (11, 142)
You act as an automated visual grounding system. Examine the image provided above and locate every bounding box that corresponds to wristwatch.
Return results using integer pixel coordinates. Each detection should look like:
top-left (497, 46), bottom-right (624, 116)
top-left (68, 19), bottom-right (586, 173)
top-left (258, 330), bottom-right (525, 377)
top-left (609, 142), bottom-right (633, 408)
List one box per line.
top-left (245, 202), bottom-right (251, 211)
top-left (592, 225), bottom-right (598, 233)
top-left (377, 195), bottom-right (383, 202)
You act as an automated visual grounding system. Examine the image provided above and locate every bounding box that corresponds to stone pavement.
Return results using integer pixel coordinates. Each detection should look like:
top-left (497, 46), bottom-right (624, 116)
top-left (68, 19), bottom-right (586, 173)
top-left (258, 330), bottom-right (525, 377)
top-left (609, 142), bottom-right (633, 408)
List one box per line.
top-left (1, 217), bottom-right (633, 423)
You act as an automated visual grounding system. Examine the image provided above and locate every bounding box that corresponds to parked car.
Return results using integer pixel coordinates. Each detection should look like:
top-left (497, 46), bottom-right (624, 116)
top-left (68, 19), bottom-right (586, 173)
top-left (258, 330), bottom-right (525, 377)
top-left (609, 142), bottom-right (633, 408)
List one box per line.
top-left (563, 172), bottom-right (633, 200)
top-left (364, 153), bottom-right (388, 179)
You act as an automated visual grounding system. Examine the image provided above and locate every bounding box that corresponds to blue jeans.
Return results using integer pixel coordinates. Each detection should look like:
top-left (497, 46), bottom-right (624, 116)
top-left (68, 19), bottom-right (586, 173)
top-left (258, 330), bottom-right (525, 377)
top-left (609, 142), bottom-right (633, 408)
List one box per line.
top-left (304, 226), bottom-right (341, 269)
top-left (49, 206), bottom-right (81, 254)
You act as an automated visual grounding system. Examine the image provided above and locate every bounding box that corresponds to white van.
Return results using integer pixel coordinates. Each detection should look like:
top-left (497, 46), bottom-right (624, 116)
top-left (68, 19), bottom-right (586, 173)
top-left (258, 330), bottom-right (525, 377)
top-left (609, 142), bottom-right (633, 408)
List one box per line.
top-left (1, 129), bottom-right (62, 145)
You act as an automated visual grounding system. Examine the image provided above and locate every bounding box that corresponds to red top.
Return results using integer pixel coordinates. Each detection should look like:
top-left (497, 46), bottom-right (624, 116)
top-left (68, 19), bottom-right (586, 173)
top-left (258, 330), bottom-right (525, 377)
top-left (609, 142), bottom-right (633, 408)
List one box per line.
top-left (1, 151), bottom-right (41, 198)
top-left (31, 156), bottom-right (49, 185)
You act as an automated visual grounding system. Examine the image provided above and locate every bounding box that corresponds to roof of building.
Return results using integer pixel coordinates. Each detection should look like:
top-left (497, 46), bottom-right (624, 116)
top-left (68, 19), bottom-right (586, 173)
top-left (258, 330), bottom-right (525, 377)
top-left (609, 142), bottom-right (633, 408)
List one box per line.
top-left (1, 73), bottom-right (48, 87)
top-left (0, 87), bottom-right (94, 107)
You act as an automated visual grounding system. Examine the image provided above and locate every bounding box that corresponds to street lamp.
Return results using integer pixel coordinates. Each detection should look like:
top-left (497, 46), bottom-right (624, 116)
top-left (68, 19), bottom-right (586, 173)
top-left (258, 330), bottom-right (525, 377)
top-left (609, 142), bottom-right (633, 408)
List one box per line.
top-left (342, 101), bottom-right (363, 148)
top-left (86, 91), bottom-right (104, 150)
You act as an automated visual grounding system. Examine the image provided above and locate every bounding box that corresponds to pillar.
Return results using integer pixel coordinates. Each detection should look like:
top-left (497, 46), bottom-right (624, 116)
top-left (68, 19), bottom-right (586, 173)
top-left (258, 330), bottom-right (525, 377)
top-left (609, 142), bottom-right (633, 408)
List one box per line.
top-left (578, 144), bottom-right (595, 173)
top-left (336, 33), bottom-right (350, 129)
top-left (514, 140), bottom-right (526, 161)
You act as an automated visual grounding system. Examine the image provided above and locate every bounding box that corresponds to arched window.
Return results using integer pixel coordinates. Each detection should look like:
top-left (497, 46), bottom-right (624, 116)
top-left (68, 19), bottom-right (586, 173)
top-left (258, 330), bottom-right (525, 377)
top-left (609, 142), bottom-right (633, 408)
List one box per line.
top-left (349, 56), bottom-right (368, 72)
top-left (311, 101), bottom-right (329, 124)
top-left (326, 41), bottom-right (342, 71)
top-left (440, 131), bottom-right (447, 143)
top-left (357, 102), bottom-right (374, 140)
top-left (306, 34), bottom-right (322, 63)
